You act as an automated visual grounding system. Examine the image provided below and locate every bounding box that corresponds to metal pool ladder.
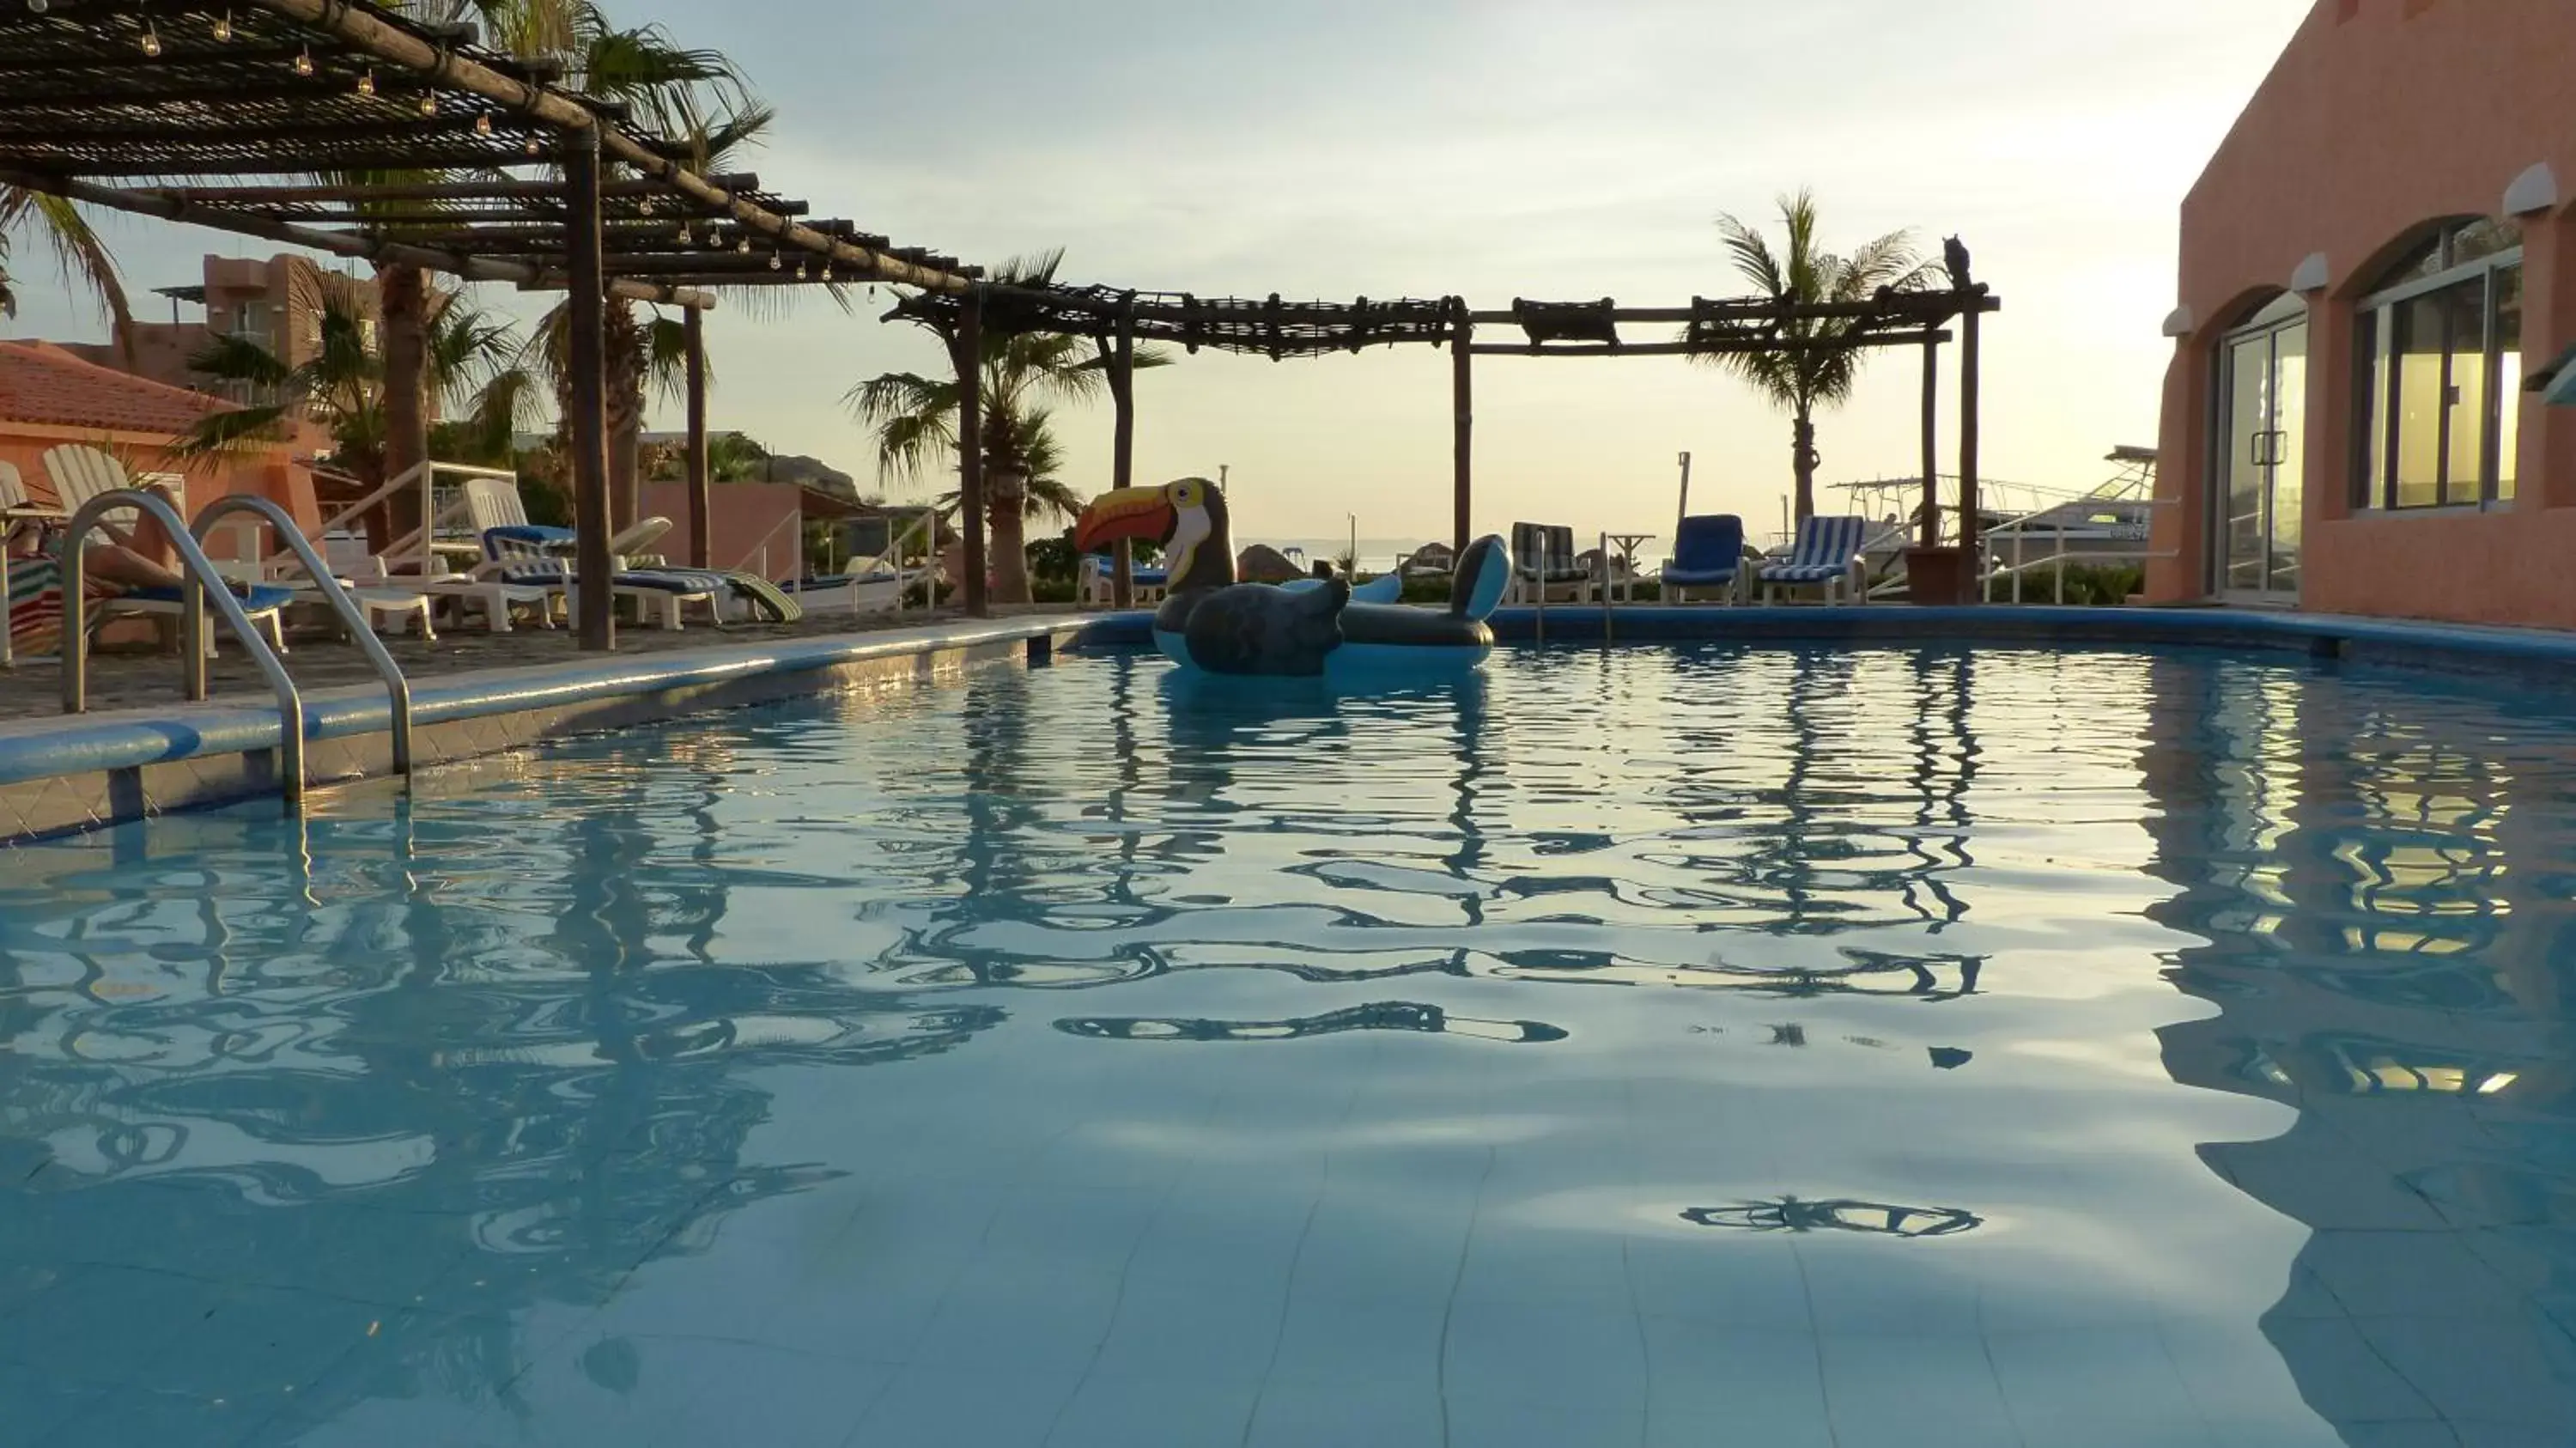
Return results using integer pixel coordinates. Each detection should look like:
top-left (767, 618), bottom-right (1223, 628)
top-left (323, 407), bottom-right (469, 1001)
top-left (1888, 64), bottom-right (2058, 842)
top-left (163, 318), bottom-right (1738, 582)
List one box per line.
top-left (58, 489), bottom-right (416, 813)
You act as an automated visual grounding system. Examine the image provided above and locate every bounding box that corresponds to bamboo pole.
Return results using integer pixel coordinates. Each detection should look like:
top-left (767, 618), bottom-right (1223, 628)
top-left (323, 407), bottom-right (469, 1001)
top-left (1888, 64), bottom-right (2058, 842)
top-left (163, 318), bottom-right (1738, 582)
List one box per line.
top-left (563, 126), bottom-right (614, 651)
top-left (685, 307), bottom-right (710, 570)
top-left (955, 293), bottom-right (988, 618)
top-left (1959, 293), bottom-right (1984, 595)
top-left (1920, 331), bottom-right (1940, 549)
top-left (1451, 298), bottom-right (1473, 559)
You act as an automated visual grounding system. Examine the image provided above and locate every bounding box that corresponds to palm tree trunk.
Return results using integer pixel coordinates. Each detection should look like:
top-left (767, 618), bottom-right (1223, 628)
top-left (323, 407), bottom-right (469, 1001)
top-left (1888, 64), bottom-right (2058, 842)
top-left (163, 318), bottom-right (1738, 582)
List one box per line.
top-left (376, 259), bottom-right (431, 558)
top-left (1792, 409), bottom-right (1819, 524)
top-left (603, 298), bottom-right (645, 532)
top-left (988, 465), bottom-right (1031, 605)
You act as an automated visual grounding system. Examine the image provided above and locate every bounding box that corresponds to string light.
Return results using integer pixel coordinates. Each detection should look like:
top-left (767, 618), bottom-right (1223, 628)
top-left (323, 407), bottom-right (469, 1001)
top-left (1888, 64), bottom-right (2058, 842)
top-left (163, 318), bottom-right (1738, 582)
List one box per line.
top-left (794, 262), bottom-right (808, 282)
top-left (26, 0), bottom-right (51, 15)
top-left (767, 251), bottom-right (782, 272)
top-left (734, 238), bottom-right (750, 255)
top-left (210, 8), bottom-right (231, 40)
top-left (355, 67), bottom-right (375, 96)
top-left (417, 93), bottom-right (437, 118)
top-left (293, 45), bottom-right (314, 76)
top-left (473, 112), bottom-right (492, 137)
top-left (819, 263), bottom-right (833, 283)
top-left (675, 222), bottom-right (691, 245)
top-left (522, 134), bottom-right (542, 156)
top-left (139, 18), bottom-right (161, 55)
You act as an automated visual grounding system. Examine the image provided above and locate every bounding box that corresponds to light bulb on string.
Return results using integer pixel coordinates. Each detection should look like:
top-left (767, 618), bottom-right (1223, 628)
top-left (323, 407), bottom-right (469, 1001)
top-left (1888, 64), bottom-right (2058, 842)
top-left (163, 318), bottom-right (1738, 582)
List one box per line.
top-left (819, 264), bottom-right (832, 283)
top-left (768, 252), bottom-right (781, 272)
top-left (417, 93), bottom-right (437, 118)
top-left (294, 46), bottom-right (314, 76)
top-left (210, 8), bottom-right (231, 40)
top-left (26, 1), bottom-right (51, 15)
top-left (522, 133), bottom-right (543, 156)
top-left (355, 69), bottom-right (376, 96)
top-left (794, 263), bottom-right (808, 282)
top-left (473, 113), bottom-right (492, 137)
top-left (139, 20), bottom-right (161, 56)
top-left (734, 238), bottom-right (750, 256)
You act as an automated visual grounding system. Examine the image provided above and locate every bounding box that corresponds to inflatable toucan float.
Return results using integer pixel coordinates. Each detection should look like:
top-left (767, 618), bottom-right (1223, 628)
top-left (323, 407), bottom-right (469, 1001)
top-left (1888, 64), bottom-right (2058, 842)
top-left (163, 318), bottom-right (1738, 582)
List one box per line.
top-left (1075, 478), bottom-right (1510, 680)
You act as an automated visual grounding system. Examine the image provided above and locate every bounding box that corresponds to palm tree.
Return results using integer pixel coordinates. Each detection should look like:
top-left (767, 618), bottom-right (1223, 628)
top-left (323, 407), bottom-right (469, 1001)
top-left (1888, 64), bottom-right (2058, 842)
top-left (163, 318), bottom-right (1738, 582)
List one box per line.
top-left (367, 0), bottom-right (770, 530)
top-left (847, 251), bottom-right (1172, 604)
top-left (0, 187), bottom-right (131, 356)
top-left (173, 281), bottom-right (534, 492)
top-left (1697, 191), bottom-right (1936, 523)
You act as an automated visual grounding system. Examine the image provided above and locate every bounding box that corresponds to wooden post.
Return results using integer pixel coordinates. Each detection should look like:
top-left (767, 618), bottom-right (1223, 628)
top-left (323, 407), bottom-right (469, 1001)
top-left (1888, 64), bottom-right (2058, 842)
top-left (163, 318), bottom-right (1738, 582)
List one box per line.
top-left (1919, 331), bottom-right (1940, 548)
top-left (1451, 297), bottom-right (1473, 558)
top-left (562, 125), bottom-right (614, 651)
top-left (1110, 302), bottom-right (1137, 608)
top-left (1958, 293), bottom-right (1984, 593)
top-left (684, 307), bottom-right (710, 570)
top-left (955, 289), bottom-right (988, 618)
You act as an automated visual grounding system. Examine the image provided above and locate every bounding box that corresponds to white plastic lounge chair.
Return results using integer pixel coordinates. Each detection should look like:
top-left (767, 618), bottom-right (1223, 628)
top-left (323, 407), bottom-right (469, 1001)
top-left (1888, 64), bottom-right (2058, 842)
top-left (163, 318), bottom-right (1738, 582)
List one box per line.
top-left (39, 448), bottom-right (292, 652)
top-left (1759, 515), bottom-right (1873, 605)
top-left (479, 526), bottom-right (716, 631)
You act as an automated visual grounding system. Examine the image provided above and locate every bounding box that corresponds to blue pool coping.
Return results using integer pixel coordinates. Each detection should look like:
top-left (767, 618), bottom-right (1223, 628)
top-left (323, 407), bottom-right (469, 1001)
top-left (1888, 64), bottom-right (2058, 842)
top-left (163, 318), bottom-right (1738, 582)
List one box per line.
top-left (1071, 603), bottom-right (2576, 671)
top-left (0, 615), bottom-right (1079, 789)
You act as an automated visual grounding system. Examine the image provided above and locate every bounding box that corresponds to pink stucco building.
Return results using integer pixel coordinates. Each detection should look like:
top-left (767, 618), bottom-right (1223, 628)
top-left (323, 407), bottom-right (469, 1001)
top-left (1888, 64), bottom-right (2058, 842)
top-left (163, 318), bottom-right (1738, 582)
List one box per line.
top-left (2149, 0), bottom-right (2576, 626)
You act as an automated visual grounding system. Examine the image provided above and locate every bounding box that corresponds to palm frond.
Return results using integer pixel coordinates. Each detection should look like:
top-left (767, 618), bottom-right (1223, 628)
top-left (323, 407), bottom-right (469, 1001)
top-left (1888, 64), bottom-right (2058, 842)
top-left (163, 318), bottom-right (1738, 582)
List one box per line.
top-left (0, 188), bottom-right (131, 335)
top-left (168, 403), bottom-right (291, 466)
top-left (186, 332), bottom-right (295, 390)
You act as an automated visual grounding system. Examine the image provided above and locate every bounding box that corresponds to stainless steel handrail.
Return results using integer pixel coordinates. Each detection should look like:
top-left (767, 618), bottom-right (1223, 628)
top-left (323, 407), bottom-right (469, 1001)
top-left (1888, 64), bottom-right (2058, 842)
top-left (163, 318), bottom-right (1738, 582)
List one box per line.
top-left (193, 494), bottom-right (415, 787)
top-left (61, 488), bottom-right (307, 811)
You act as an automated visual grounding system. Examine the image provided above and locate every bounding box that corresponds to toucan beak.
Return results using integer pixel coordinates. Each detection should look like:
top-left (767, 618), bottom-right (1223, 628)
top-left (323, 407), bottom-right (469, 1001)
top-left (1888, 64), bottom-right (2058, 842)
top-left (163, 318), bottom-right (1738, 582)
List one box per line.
top-left (1075, 486), bottom-right (1176, 553)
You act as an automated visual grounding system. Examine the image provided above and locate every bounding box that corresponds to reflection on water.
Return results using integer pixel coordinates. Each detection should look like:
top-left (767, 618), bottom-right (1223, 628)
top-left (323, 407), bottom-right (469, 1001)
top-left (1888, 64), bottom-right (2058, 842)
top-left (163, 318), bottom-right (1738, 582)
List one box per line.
top-left (4, 645), bottom-right (2576, 1443)
top-left (1680, 1196), bottom-right (1985, 1238)
top-left (1054, 1001), bottom-right (1570, 1044)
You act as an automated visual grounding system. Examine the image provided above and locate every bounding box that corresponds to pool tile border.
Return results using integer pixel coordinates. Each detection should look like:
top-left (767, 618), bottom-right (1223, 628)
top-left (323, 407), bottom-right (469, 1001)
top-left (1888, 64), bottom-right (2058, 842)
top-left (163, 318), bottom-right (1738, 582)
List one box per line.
top-left (0, 616), bottom-right (1084, 845)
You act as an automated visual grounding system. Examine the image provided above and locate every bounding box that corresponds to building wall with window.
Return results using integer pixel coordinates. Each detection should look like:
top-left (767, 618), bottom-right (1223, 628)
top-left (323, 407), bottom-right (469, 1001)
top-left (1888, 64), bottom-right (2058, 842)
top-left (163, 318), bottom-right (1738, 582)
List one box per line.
top-left (2148, 0), bottom-right (2576, 627)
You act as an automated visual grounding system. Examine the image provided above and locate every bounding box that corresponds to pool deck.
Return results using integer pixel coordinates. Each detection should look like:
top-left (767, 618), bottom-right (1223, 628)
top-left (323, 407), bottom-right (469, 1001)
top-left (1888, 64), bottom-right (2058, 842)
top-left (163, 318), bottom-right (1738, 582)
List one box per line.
top-left (6, 598), bottom-right (2576, 845)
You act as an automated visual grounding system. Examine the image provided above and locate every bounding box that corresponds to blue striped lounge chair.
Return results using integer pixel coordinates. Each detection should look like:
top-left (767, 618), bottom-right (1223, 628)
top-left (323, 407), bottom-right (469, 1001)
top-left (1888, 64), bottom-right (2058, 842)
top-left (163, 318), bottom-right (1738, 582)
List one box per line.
top-left (479, 526), bottom-right (720, 630)
top-left (1510, 522), bottom-right (1592, 603)
top-left (1759, 515), bottom-right (1873, 605)
top-left (1660, 514), bottom-right (1747, 605)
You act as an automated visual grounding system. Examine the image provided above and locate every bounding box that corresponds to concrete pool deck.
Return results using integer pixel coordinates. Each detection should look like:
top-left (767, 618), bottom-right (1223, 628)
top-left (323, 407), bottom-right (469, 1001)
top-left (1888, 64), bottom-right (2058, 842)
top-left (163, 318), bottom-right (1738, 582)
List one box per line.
top-left (7, 599), bottom-right (2576, 845)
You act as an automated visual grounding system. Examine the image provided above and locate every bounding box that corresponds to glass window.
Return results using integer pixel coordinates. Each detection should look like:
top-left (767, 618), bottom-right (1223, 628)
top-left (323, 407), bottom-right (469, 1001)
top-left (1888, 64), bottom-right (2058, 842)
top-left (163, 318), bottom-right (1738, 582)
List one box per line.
top-left (2354, 219), bottom-right (2524, 511)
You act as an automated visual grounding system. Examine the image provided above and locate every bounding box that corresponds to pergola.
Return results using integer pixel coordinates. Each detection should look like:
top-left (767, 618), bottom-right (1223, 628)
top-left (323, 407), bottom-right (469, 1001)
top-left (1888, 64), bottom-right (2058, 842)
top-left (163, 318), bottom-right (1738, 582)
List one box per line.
top-left (0, 0), bottom-right (981, 647)
top-left (897, 277), bottom-right (1999, 607)
top-left (3, 0), bottom-right (2002, 634)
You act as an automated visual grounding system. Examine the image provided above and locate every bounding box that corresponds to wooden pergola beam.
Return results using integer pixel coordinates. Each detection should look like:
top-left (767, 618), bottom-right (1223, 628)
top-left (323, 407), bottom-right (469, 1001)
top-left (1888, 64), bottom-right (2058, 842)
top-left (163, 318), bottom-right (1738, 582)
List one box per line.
top-left (0, 166), bottom-right (713, 308)
top-left (245, 0), bottom-right (980, 295)
top-left (1463, 334), bottom-right (1950, 358)
top-left (141, 174), bottom-right (762, 204)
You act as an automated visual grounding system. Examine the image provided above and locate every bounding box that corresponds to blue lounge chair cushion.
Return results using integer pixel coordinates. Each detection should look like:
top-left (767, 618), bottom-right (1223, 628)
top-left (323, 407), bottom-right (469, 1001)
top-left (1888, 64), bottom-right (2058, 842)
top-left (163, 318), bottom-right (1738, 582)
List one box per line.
top-left (492, 563), bottom-right (710, 594)
top-left (125, 583), bottom-right (295, 612)
top-left (1086, 554), bottom-right (1169, 586)
top-left (483, 524), bottom-right (577, 553)
top-left (1760, 515), bottom-right (1870, 585)
top-left (1510, 522), bottom-right (1588, 581)
top-left (1664, 514), bottom-right (1745, 587)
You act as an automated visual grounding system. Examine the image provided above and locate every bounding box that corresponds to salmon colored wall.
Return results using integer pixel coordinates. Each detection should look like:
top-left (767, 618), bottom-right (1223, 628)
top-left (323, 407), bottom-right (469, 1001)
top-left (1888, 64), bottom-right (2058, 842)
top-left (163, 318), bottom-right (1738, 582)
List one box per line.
top-left (0, 423), bottom-right (317, 559)
top-left (638, 480), bottom-right (805, 581)
top-left (2149, 0), bottom-right (2576, 626)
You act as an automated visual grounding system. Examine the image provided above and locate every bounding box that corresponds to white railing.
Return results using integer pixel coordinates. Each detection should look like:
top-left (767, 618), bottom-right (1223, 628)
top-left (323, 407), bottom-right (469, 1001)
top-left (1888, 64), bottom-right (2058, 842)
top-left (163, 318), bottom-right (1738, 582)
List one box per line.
top-left (1978, 494), bottom-right (2182, 604)
top-left (294, 459), bottom-right (522, 581)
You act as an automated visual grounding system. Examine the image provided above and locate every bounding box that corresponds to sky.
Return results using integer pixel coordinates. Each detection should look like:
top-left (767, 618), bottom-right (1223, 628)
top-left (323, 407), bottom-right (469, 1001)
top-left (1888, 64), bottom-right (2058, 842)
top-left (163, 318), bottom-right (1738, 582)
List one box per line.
top-left (1, 0), bottom-right (2317, 551)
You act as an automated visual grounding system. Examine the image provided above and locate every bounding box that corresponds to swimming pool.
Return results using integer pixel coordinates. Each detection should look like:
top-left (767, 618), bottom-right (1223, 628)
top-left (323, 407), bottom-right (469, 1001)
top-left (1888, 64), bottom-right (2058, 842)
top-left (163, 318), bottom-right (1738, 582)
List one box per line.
top-left (1, 642), bottom-right (2571, 1446)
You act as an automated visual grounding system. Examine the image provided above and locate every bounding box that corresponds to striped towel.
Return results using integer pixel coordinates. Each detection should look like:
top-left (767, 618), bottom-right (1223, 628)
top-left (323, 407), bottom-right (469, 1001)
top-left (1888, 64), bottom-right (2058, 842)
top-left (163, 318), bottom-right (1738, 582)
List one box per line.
top-left (7, 551), bottom-right (120, 655)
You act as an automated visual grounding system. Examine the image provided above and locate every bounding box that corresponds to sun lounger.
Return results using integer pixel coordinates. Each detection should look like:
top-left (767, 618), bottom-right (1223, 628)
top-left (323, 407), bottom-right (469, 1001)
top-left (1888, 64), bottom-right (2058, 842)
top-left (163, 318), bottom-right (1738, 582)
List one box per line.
top-left (480, 526), bottom-right (718, 631)
top-left (1079, 553), bottom-right (1169, 606)
top-left (1661, 514), bottom-right (1749, 604)
top-left (1510, 522), bottom-right (1593, 603)
top-left (1759, 514), bottom-right (1872, 605)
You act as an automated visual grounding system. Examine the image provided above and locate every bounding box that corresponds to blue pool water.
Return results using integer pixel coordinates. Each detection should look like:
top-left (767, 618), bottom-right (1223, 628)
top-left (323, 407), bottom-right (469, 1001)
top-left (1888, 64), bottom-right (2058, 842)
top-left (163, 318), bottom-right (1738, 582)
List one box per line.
top-left (3, 643), bottom-right (2575, 1446)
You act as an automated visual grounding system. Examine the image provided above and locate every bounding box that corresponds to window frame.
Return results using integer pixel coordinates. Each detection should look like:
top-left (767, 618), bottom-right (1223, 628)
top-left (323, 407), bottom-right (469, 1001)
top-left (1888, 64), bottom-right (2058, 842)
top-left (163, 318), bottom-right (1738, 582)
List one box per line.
top-left (2354, 223), bottom-right (2524, 514)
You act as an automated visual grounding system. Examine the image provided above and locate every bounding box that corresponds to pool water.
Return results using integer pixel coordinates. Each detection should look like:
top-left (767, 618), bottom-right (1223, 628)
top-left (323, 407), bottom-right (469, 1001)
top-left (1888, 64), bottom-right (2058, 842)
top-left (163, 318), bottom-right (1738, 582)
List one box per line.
top-left (3, 644), bottom-right (2574, 1446)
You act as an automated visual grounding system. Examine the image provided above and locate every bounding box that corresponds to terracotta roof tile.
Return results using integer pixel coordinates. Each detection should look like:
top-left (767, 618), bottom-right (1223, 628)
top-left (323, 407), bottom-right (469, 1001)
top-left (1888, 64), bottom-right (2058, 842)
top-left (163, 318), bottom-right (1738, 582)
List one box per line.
top-left (0, 340), bottom-right (224, 438)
